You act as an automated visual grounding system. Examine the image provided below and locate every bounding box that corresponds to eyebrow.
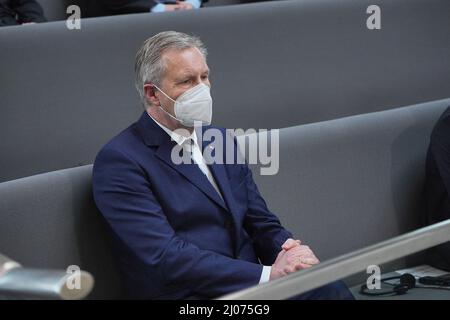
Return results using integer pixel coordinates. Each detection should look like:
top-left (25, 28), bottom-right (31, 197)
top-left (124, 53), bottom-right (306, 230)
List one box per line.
top-left (175, 69), bottom-right (210, 81)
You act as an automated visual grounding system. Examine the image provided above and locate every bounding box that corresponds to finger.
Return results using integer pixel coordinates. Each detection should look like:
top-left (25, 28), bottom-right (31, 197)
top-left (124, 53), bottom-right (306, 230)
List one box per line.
top-left (292, 259), bottom-right (316, 270)
top-left (274, 249), bottom-right (286, 264)
top-left (275, 247), bottom-right (289, 264)
top-left (281, 238), bottom-right (295, 250)
top-left (293, 251), bottom-right (318, 261)
top-left (287, 248), bottom-right (313, 258)
top-left (289, 246), bottom-right (311, 254)
top-left (287, 244), bottom-right (309, 251)
top-left (290, 260), bottom-right (310, 271)
top-left (298, 263), bottom-right (314, 270)
top-left (288, 251), bottom-right (319, 264)
top-left (283, 265), bottom-right (296, 274)
top-left (299, 257), bottom-right (320, 265)
top-left (289, 255), bottom-right (318, 267)
top-left (295, 263), bottom-right (309, 271)
top-left (282, 238), bottom-right (300, 250)
top-left (291, 251), bottom-right (314, 259)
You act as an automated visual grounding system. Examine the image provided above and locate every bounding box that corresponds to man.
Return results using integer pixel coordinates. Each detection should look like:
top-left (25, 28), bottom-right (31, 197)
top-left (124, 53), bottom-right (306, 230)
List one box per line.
top-left (98, 0), bottom-right (203, 15)
top-left (93, 31), bottom-right (353, 299)
top-left (425, 106), bottom-right (450, 271)
top-left (0, 0), bottom-right (46, 26)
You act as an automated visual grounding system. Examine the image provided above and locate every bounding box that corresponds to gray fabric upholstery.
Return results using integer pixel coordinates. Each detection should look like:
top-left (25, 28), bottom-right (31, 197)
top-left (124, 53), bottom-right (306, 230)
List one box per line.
top-left (36, 0), bottom-right (90, 21)
top-left (0, 165), bottom-right (122, 299)
top-left (240, 98), bottom-right (450, 261)
top-left (0, 0), bottom-right (449, 182)
top-left (1, 99), bottom-right (447, 298)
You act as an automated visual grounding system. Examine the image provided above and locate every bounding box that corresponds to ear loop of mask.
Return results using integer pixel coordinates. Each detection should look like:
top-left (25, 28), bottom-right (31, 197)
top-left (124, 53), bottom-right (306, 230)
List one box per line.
top-left (152, 84), bottom-right (176, 103)
top-left (152, 84), bottom-right (182, 123)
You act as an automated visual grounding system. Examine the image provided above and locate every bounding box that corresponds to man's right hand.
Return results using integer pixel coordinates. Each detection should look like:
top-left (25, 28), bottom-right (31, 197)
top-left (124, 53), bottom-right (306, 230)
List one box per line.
top-left (270, 240), bottom-right (320, 281)
top-left (164, 4), bottom-right (182, 11)
top-left (164, 2), bottom-right (194, 11)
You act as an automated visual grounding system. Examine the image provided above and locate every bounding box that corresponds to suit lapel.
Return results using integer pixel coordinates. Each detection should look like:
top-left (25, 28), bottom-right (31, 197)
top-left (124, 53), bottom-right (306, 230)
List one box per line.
top-left (199, 128), bottom-right (240, 223)
top-left (137, 111), bottom-right (236, 214)
top-left (154, 141), bottom-right (228, 211)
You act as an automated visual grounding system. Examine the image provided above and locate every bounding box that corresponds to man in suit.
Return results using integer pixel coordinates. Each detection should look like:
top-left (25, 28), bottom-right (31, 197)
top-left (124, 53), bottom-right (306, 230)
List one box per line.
top-left (98, 0), bottom-right (204, 15)
top-left (93, 31), bottom-right (354, 299)
top-left (425, 106), bottom-right (450, 271)
top-left (0, 0), bottom-right (46, 26)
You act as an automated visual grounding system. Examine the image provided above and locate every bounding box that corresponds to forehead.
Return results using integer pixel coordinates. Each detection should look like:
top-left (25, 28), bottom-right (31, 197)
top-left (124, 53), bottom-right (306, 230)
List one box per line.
top-left (161, 47), bottom-right (209, 79)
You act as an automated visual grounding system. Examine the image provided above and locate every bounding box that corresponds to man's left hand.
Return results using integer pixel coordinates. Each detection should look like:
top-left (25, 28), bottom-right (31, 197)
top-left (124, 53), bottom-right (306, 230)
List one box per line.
top-left (281, 238), bottom-right (320, 268)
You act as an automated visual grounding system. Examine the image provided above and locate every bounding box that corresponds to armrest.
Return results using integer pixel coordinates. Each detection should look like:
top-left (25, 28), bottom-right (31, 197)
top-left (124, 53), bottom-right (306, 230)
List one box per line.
top-left (0, 254), bottom-right (94, 300)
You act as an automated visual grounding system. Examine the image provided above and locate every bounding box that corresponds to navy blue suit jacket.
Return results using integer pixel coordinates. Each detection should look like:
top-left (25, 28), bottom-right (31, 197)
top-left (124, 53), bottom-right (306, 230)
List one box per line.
top-left (92, 111), bottom-right (292, 299)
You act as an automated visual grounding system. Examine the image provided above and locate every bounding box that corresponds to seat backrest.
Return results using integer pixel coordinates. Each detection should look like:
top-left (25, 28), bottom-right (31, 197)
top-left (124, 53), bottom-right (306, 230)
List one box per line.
top-left (241, 99), bottom-right (450, 260)
top-left (36, 0), bottom-right (91, 21)
top-left (0, 165), bottom-right (122, 299)
top-left (1, 99), bottom-right (447, 297)
top-left (1, 0), bottom-right (449, 183)
top-left (36, 0), bottom-right (248, 20)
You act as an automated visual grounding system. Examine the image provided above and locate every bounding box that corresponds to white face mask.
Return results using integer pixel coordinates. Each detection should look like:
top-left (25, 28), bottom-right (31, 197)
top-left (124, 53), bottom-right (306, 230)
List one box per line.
top-left (153, 83), bottom-right (213, 127)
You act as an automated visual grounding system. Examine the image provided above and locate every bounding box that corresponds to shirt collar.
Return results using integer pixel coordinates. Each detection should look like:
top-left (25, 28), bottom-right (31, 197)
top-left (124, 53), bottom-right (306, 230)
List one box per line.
top-left (147, 112), bottom-right (197, 147)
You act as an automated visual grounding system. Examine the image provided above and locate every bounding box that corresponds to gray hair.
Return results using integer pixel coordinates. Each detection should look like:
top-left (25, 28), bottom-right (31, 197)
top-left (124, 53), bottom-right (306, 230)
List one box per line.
top-left (134, 31), bottom-right (208, 107)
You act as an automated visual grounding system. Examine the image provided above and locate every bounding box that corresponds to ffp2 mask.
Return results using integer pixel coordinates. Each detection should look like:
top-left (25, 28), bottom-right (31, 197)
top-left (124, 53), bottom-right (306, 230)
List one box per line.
top-left (153, 83), bottom-right (212, 127)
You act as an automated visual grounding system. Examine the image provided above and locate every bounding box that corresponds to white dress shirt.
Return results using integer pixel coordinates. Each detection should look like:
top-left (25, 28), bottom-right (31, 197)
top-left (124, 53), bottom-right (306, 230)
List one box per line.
top-left (147, 113), bottom-right (271, 284)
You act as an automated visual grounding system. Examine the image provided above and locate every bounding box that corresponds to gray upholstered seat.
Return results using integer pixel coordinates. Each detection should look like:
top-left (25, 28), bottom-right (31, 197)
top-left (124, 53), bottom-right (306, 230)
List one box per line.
top-left (1, 99), bottom-right (448, 297)
top-left (35, 0), bottom-right (253, 21)
top-left (36, 0), bottom-right (89, 21)
top-left (0, 165), bottom-right (122, 299)
top-left (1, 0), bottom-right (449, 182)
top-left (239, 99), bottom-right (450, 260)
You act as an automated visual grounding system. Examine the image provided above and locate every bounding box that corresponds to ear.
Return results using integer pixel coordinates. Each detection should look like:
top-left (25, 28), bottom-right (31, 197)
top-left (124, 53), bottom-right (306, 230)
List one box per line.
top-left (143, 83), bottom-right (160, 107)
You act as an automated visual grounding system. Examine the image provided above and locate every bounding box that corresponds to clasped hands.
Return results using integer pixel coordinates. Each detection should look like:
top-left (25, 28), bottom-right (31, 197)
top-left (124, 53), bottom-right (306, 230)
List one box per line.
top-left (270, 238), bottom-right (320, 281)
